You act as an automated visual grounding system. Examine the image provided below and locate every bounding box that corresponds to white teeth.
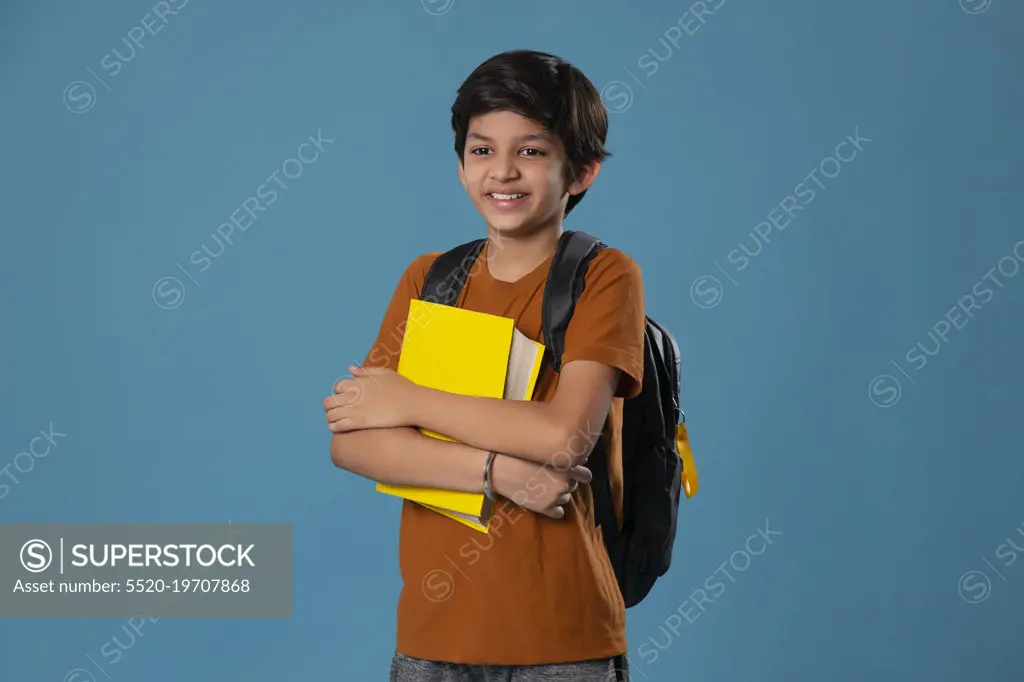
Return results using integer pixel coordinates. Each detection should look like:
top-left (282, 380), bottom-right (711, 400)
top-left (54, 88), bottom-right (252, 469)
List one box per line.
top-left (490, 193), bottom-right (526, 200)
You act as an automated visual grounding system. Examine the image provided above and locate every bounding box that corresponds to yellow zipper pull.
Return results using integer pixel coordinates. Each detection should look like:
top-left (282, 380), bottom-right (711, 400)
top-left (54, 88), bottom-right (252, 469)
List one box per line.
top-left (674, 422), bottom-right (698, 498)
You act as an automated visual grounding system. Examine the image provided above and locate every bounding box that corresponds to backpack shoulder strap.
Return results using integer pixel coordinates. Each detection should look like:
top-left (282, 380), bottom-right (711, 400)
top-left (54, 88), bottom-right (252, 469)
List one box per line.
top-left (419, 238), bottom-right (488, 305)
top-left (542, 230), bottom-right (606, 372)
top-left (646, 316), bottom-right (683, 426)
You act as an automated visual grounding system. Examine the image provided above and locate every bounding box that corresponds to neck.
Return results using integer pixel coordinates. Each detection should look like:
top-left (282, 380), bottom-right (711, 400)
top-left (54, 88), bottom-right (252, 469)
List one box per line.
top-left (484, 221), bottom-right (563, 282)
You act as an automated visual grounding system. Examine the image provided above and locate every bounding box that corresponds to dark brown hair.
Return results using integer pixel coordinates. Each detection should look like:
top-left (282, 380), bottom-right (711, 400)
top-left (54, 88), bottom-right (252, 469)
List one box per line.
top-left (451, 50), bottom-right (610, 217)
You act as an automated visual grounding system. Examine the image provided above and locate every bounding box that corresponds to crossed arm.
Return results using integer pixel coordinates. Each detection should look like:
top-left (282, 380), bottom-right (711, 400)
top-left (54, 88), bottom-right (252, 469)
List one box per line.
top-left (329, 359), bottom-right (618, 465)
top-left (324, 360), bottom-right (620, 504)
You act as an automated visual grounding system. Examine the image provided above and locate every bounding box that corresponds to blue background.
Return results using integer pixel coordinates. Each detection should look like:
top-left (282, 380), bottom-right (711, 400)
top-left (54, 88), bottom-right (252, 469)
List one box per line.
top-left (2, 0), bottom-right (1023, 679)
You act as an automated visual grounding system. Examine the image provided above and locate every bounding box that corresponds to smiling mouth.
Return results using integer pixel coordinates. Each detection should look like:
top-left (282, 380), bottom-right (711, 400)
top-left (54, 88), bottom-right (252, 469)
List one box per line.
top-left (487, 192), bottom-right (529, 200)
top-left (485, 192), bottom-right (531, 210)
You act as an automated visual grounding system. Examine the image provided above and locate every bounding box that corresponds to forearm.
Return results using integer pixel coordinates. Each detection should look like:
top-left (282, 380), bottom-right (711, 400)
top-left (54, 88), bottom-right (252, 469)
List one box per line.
top-left (330, 426), bottom-right (491, 491)
top-left (329, 425), bottom-right (588, 520)
top-left (408, 388), bottom-right (568, 465)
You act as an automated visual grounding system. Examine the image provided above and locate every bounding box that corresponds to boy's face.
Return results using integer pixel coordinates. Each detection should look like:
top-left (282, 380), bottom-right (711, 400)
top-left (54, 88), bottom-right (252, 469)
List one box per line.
top-left (458, 110), bottom-right (599, 237)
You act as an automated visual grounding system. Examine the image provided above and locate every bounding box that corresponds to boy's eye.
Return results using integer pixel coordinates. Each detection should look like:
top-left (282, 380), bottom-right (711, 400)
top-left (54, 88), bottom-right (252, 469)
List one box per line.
top-left (468, 147), bottom-right (546, 158)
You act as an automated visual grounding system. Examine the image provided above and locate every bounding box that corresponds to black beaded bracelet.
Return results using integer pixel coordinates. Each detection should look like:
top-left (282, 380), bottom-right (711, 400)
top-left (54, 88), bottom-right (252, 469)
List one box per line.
top-left (483, 451), bottom-right (498, 501)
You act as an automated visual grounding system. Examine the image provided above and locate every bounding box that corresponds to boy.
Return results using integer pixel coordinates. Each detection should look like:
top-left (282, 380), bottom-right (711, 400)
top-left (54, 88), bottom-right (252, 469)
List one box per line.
top-left (324, 50), bottom-right (645, 682)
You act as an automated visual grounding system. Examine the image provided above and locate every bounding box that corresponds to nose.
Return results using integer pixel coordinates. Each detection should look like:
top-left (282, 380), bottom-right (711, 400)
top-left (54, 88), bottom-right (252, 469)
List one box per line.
top-left (488, 151), bottom-right (520, 182)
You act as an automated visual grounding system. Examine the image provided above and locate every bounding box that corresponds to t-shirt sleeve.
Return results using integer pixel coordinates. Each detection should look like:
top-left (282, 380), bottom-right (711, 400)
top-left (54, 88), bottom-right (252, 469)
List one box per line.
top-left (362, 253), bottom-right (439, 370)
top-left (560, 248), bottom-right (646, 399)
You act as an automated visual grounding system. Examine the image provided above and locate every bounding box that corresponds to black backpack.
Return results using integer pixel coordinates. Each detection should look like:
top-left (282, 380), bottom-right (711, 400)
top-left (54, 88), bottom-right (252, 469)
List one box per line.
top-left (419, 229), bottom-right (691, 608)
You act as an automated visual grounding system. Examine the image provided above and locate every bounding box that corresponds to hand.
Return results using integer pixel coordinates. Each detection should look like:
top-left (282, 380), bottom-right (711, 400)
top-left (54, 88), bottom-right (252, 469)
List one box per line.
top-left (492, 454), bottom-right (593, 520)
top-left (323, 365), bottom-right (420, 432)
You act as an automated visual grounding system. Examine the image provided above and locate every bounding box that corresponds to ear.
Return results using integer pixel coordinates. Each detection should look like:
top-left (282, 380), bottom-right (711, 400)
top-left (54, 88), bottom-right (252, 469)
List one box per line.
top-left (457, 158), bottom-right (468, 192)
top-left (567, 161), bottom-right (602, 197)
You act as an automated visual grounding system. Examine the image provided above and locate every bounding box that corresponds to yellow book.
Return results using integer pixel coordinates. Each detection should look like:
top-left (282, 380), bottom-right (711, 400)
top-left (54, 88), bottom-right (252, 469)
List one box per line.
top-left (375, 299), bottom-right (545, 532)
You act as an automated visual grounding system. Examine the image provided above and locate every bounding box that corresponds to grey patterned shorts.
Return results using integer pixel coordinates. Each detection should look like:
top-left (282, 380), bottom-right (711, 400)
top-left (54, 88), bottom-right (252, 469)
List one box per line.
top-left (389, 651), bottom-right (629, 681)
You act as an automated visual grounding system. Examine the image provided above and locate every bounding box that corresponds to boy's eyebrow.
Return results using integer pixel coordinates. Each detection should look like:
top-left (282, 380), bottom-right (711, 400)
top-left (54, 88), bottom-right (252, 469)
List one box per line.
top-left (466, 132), bottom-right (553, 144)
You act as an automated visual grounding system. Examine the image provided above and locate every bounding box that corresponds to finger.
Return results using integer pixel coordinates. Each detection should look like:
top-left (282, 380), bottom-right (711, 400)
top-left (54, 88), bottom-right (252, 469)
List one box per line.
top-left (544, 506), bottom-right (565, 519)
top-left (553, 493), bottom-right (571, 507)
top-left (328, 417), bottom-right (356, 432)
top-left (569, 465), bottom-right (592, 483)
top-left (335, 378), bottom-right (364, 395)
top-left (325, 407), bottom-right (346, 423)
top-left (568, 479), bottom-right (578, 493)
top-left (330, 390), bottom-right (358, 407)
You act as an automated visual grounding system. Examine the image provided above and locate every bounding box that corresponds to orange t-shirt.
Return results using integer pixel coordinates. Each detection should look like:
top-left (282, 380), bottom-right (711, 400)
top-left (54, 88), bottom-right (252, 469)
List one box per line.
top-left (362, 239), bottom-right (646, 665)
